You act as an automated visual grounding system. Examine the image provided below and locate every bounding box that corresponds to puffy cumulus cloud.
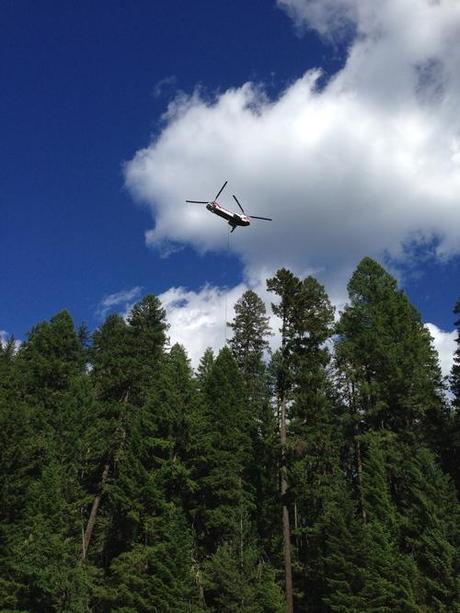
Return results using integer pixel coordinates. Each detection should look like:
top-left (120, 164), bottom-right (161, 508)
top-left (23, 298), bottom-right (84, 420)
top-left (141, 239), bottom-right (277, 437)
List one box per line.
top-left (125, 0), bottom-right (460, 296)
top-left (96, 286), bottom-right (143, 319)
top-left (158, 278), bottom-right (457, 381)
top-left (425, 322), bottom-right (456, 378)
top-left (159, 283), bottom-right (247, 366)
top-left (159, 273), bottom-right (349, 367)
top-left (160, 280), bottom-right (457, 378)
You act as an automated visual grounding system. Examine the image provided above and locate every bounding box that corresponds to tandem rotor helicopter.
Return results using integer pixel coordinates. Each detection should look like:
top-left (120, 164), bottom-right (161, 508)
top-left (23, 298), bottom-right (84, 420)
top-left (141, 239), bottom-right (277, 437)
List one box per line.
top-left (186, 181), bottom-right (272, 232)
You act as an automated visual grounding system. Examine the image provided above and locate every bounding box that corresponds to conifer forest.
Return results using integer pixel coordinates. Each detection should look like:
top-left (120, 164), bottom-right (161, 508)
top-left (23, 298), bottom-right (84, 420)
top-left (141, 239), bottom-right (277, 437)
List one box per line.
top-left (1, 257), bottom-right (459, 612)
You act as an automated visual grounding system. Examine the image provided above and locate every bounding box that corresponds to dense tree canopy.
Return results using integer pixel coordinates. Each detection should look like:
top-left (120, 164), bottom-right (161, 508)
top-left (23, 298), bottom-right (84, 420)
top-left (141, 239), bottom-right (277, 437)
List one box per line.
top-left (0, 260), bottom-right (458, 612)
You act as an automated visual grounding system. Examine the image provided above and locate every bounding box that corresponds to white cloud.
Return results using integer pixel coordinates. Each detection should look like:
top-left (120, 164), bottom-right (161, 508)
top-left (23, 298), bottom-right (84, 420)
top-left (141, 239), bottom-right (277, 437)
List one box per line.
top-left (124, 0), bottom-right (460, 364)
top-left (125, 0), bottom-right (460, 296)
top-left (159, 283), bottom-right (246, 366)
top-left (425, 322), bottom-right (456, 378)
top-left (160, 279), bottom-right (456, 379)
top-left (159, 273), bottom-right (347, 367)
top-left (96, 286), bottom-right (143, 319)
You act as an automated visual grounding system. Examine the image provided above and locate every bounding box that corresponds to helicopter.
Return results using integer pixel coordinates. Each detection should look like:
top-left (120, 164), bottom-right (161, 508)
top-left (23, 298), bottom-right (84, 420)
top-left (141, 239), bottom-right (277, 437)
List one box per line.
top-left (186, 181), bottom-right (272, 232)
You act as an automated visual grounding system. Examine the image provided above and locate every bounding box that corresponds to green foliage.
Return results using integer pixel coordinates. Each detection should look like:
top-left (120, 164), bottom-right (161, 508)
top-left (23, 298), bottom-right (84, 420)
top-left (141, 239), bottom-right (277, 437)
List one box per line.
top-left (98, 509), bottom-right (202, 613)
top-left (324, 434), bottom-right (420, 613)
top-left (397, 446), bottom-right (460, 611)
top-left (336, 257), bottom-right (444, 437)
top-left (194, 347), bottom-right (253, 548)
top-left (17, 310), bottom-right (85, 401)
top-left (228, 289), bottom-right (271, 380)
top-left (1, 273), bottom-right (459, 612)
top-left (203, 539), bottom-right (284, 612)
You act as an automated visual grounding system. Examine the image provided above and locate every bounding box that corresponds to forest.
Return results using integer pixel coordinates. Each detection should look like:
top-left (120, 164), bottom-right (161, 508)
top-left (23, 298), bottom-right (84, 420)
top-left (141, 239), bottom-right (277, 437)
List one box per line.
top-left (0, 257), bottom-right (459, 612)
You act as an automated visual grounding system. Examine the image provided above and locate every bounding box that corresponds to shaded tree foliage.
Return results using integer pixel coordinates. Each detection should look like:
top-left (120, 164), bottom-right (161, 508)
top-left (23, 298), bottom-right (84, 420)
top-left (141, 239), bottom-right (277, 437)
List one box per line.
top-left (0, 263), bottom-right (458, 612)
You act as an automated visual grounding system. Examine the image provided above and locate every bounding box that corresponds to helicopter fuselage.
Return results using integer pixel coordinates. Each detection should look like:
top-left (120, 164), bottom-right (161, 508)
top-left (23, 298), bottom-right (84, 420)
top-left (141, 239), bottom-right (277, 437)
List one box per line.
top-left (186, 181), bottom-right (271, 231)
top-left (206, 201), bottom-right (250, 227)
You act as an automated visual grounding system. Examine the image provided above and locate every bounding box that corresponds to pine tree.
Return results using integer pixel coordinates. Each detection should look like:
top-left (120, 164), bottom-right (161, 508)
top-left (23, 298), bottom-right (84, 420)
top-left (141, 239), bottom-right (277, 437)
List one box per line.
top-left (18, 310), bottom-right (86, 403)
top-left (195, 347), bottom-right (215, 390)
top-left (335, 258), bottom-right (448, 528)
top-left (267, 268), bottom-right (304, 613)
top-left (90, 313), bottom-right (133, 401)
top-left (334, 261), bottom-right (459, 611)
top-left (228, 289), bottom-right (271, 382)
top-left (285, 276), bottom-right (338, 611)
top-left (324, 433), bottom-right (421, 613)
top-left (396, 445), bottom-right (460, 611)
top-left (99, 509), bottom-right (202, 612)
top-left (192, 347), bottom-right (282, 609)
top-left (94, 343), bottom-right (204, 610)
top-left (228, 290), bottom-right (278, 560)
top-left (335, 257), bottom-right (445, 438)
top-left (194, 347), bottom-right (252, 550)
top-left (127, 294), bottom-right (169, 404)
top-left (83, 295), bottom-right (168, 563)
top-left (202, 538), bottom-right (284, 612)
top-left (0, 312), bottom-right (94, 610)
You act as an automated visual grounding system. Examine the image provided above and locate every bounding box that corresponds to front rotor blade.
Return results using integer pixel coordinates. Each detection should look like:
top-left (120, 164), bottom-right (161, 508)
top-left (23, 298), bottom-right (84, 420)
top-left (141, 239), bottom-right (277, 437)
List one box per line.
top-left (186, 200), bottom-right (208, 204)
top-left (232, 194), bottom-right (245, 214)
top-left (249, 215), bottom-right (272, 221)
top-left (214, 180), bottom-right (228, 201)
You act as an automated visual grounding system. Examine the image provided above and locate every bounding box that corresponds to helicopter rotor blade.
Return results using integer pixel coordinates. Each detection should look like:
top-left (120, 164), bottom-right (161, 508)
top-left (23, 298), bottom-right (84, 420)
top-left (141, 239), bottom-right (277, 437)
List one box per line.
top-left (249, 215), bottom-right (272, 221)
top-left (214, 181), bottom-right (228, 201)
top-left (186, 200), bottom-right (209, 204)
top-left (232, 194), bottom-right (245, 214)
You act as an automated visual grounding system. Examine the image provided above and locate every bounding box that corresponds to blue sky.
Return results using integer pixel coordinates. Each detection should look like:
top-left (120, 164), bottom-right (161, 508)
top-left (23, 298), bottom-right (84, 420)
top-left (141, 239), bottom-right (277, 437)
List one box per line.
top-left (2, 0), bottom-right (459, 366)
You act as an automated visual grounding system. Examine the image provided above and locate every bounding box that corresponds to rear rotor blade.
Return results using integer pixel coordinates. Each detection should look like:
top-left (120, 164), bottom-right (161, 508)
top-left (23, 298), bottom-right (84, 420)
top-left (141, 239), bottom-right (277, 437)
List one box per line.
top-left (186, 200), bottom-right (208, 204)
top-left (249, 215), bottom-right (272, 221)
top-left (232, 194), bottom-right (245, 214)
top-left (214, 181), bottom-right (228, 201)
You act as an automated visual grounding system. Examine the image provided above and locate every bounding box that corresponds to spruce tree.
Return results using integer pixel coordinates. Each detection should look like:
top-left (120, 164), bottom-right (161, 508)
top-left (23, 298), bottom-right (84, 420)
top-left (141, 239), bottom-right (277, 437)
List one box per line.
top-left (335, 257), bottom-right (444, 438)
top-left (126, 294), bottom-right (169, 404)
top-left (94, 343), bottom-right (204, 610)
top-left (195, 347), bottom-right (215, 390)
top-left (194, 347), bottom-right (252, 549)
top-left (83, 295), bottom-right (168, 564)
top-left (396, 444), bottom-right (460, 611)
top-left (228, 289), bottom-right (271, 382)
top-left (285, 276), bottom-right (338, 611)
top-left (0, 312), bottom-right (94, 610)
top-left (335, 258), bottom-right (448, 525)
top-left (192, 347), bottom-right (282, 609)
top-left (228, 290), bottom-right (278, 560)
top-left (334, 260), bottom-right (459, 611)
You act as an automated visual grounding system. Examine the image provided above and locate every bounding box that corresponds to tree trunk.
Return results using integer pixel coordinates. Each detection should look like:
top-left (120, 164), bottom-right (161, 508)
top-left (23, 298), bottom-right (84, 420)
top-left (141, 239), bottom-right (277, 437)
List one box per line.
top-left (81, 461), bottom-right (110, 559)
top-left (81, 389), bottom-right (129, 560)
top-left (280, 395), bottom-right (294, 613)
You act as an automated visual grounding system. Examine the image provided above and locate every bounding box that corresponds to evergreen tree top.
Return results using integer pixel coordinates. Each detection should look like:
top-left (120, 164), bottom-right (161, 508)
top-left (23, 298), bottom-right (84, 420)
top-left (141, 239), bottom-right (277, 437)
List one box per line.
top-left (228, 289), bottom-right (271, 376)
top-left (17, 310), bottom-right (85, 394)
top-left (336, 258), bottom-right (444, 434)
